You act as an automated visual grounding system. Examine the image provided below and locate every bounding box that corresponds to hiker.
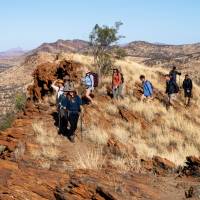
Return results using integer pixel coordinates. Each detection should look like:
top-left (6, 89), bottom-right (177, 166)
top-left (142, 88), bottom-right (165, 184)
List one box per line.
top-left (51, 79), bottom-right (64, 105)
top-left (112, 69), bottom-right (122, 99)
top-left (139, 75), bottom-right (153, 101)
top-left (57, 86), bottom-right (68, 134)
top-left (82, 67), bottom-right (95, 103)
top-left (60, 86), bottom-right (82, 142)
top-left (169, 66), bottom-right (181, 83)
top-left (63, 74), bottom-right (74, 91)
top-left (165, 74), bottom-right (179, 106)
top-left (182, 74), bottom-right (193, 107)
top-left (118, 68), bottom-right (124, 98)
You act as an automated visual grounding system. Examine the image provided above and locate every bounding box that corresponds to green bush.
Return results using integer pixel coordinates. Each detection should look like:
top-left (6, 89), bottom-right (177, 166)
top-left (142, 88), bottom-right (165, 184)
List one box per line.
top-left (115, 48), bottom-right (127, 59)
top-left (0, 113), bottom-right (15, 131)
top-left (15, 93), bottom-right (26, 111)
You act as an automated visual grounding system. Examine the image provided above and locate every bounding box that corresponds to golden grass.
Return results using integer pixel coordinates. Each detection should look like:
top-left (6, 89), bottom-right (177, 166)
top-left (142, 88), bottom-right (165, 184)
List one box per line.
top-left (85, 126), bottom-right (109, 145)
top-left (71, 147), bottom-right (106, 170)
top-left (111, 126), bottom-right (131, 144)
top-left (111, 156), bottom-right (141, 172)
top-left (63, 53), bottom-right (200, 166)
top-left (32, 121), bottom-right (61, 161)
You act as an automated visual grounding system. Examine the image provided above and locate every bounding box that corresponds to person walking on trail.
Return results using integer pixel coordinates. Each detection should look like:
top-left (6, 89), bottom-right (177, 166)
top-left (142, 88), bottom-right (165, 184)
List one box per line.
top-left (82, 67), bottom-right (95, 104)
top-left (60, 86), bottom-right (82, 142)
top-left (112, 69), bottom-right (122, 99)
top-left (165, 74), bottom-right (179, 107)
top-left (182, 74), bottom-right (193, 107)
top-left (51, 79), bottom-right (64, 105)
top-left (118, 68), bottom-right (124, 99)
top-left (169, 66), bottom-right (181, 84)
top-left (63, 75), bottom-right (74, 91)
top-left (139, 75), bottom-right (153, 101)
top-left (57, 86), bottom-right (68, 134)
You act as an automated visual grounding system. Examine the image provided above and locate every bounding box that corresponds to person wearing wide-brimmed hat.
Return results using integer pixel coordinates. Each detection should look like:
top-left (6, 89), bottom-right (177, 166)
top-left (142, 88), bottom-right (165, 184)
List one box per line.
top-left (63, 75), bottom-right (75, 91)
top-left (59, 85), bottom-right (82, 142)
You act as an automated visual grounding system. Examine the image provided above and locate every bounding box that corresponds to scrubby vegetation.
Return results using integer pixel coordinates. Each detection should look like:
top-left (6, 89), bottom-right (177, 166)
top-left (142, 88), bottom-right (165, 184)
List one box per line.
top-left (0, 113), bottom-right (15, 131)
top-left (15, 92), bottom-right (26, 111)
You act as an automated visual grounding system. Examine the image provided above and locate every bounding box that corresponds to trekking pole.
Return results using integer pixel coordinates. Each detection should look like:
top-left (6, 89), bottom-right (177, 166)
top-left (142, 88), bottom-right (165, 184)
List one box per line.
top-left (58, 109), bottom-right (61, 132)
top-left (80, 109), bottom-right (83, 142)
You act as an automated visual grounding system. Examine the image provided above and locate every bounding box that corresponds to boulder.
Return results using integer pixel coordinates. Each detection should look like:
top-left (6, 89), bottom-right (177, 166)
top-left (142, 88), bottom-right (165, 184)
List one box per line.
top-left (153, 156), bottom-right (176, 171)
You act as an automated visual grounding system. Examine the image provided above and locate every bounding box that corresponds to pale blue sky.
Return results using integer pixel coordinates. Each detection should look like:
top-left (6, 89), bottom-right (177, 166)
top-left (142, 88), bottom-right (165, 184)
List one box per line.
top-left (0, 0), bottom-right (200, 51)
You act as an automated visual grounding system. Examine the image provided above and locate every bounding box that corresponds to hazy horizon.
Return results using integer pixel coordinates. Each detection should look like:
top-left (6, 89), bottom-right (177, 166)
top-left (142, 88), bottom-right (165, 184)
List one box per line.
top-left (1, 0), bottom-right (200, 51)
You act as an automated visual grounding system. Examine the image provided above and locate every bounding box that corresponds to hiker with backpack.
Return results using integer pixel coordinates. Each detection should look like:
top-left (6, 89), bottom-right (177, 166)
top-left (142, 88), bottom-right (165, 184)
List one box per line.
top-left (165, 74), bottom-right (179, 107)
top-left (169, 66), bottom-right (181, 84)
top-left (182, 74), bottom-right (193, 107)
top-left (59, 85), bottom-right (82, 142)
top-left (112, 69), bottom-right (123, 99)
top-left (82, 67), bottom-right (98, 104)
top-left (139, 75), bottom-right (153, 101)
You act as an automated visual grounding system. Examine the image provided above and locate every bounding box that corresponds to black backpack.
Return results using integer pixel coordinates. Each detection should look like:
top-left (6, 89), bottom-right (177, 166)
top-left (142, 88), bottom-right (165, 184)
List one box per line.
top-left (174, 82), bottom-right (179, 93)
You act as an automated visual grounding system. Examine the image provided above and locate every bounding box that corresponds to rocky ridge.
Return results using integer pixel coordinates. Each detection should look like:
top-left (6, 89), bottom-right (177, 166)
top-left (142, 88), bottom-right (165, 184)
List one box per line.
top-left (1, 58), bottom-right (200, 199)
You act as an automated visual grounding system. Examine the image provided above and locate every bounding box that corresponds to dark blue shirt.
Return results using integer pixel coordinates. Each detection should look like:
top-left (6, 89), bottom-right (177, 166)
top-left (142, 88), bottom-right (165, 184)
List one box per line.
top-left (61, 95), bottom-right (82, 112)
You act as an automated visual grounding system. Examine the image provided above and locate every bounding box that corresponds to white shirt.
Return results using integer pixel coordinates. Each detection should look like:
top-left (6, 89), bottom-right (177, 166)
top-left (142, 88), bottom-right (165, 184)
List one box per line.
top-left (51, 83), bottom-right (64, 99)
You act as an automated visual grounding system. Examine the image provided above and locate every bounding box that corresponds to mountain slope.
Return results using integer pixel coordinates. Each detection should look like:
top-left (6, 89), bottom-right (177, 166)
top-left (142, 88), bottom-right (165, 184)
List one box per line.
top-left (124, 41), bottom-right (200, 84)
top-left (31, 39), bottom-right (89, 54)
top-left (0, 47), bottom-right (26, 59)
top-left (1, 54), bottom-right (200, 199)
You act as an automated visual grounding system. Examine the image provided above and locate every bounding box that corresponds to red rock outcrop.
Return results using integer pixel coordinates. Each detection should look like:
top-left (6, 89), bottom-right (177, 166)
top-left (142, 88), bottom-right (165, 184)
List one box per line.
top-left (28, 60), bottom-right (83, 100)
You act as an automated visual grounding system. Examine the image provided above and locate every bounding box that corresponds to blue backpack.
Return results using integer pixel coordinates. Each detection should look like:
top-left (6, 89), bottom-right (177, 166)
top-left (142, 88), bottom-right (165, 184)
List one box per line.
top-left (143, 80), bottom-right (153, 96)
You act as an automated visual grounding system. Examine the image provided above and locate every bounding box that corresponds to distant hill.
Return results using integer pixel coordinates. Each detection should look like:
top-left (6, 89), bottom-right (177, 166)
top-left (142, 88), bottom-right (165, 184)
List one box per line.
top-left (124, 41), bottom-right (200, 58)
top-left (123, 41), bottom-right (200, 84)
top-left (31, 39), bottom-right (90, 54)
top-left (0, 47), bottom-right (26, 59)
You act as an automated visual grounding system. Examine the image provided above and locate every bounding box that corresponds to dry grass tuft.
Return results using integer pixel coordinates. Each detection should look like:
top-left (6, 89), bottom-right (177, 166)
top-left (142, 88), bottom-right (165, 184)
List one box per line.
top-left (112, 126), bottom-right (131, 144)
top-left (32, 121), bottom-right (61, 162)
top-left (71, 147), bottom-right (106, 170)
top-left (111, 156), bottom-right (141, 173)
top-left (85, 126), bottom-right (109, 145)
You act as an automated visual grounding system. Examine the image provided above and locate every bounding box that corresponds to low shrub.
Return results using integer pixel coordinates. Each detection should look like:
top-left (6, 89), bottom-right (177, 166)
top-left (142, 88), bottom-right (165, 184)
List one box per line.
top-left (0, 113), bottom-right (15, 131)
top-left (15, 92), bottom-right (26, 111)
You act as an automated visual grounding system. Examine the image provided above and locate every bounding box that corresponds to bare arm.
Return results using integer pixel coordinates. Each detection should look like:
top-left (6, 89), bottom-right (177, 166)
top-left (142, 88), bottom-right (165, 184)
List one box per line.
top-left (51, 81), bottom-right (59, 92)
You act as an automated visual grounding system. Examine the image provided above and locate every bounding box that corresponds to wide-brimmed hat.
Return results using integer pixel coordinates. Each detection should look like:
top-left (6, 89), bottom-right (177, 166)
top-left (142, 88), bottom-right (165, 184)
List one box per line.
top-left (56, 79), bottom-right (64, 84)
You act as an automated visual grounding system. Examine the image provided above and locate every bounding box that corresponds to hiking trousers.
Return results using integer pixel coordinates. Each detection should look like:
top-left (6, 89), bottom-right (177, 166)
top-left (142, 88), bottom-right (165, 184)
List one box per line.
top-left (118, 83), bottom-right (124, 97)
top-left (113, 86), bottom-right (120, 99)
top-left (68, 112), bottom-right (80, 136)
top-left (59, 109), bottom-right (68, 134)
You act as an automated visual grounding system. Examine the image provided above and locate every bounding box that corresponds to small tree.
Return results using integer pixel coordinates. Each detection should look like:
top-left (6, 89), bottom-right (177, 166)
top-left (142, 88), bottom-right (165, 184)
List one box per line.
top-left (114, 48), bottom-right (127, 59)
top-left (15, 92), bottom-right (26, 111)
top-left (89, 22), bottom-right (124, 78)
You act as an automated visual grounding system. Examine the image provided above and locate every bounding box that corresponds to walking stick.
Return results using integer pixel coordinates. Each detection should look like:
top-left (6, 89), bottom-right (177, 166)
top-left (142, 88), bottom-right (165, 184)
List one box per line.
top-left (80, 110), bottom-right (83, 141)
top-left (58, 109), bottom-right (61, 132)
